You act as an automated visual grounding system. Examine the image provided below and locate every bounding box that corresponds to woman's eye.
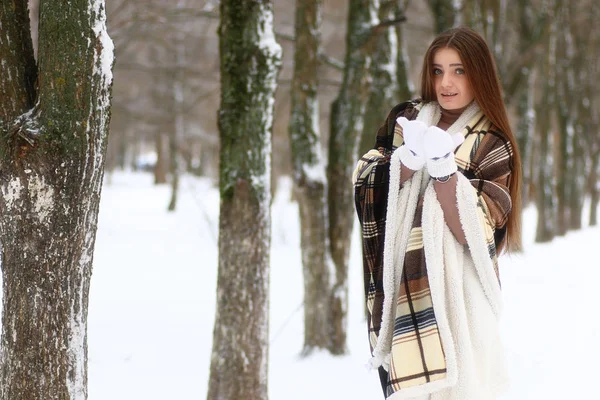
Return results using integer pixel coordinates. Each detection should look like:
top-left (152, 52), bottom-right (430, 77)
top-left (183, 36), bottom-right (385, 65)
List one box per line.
top-left (433, 68), bottom-right (442, 75)
top-left (456, 68), bottom-right (465, 75)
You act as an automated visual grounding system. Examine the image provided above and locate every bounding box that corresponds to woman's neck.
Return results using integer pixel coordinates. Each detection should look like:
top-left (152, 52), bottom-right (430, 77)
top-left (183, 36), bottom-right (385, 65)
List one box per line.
top-left (437, 104), bottom-right (469, 130)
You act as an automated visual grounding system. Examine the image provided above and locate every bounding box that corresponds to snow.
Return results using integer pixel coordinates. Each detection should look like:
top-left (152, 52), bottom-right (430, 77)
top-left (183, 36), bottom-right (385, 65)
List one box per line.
top-left (248, 5), bottom-right (281, 198)
top-left (90, 0), bottom-right (114, 86)
top-left (1, 170), bottom-right (599, 398)
top-left (26, 174), bottom-right (55, 223)
top-left (0, 177), bottom-right (23, 208)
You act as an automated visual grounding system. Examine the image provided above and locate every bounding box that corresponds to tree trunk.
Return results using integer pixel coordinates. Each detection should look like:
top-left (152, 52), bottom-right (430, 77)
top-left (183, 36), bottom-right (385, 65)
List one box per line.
top-left (0, 2), bottom-right (113, 399)
top-left (168, 3), bottom-right (187, 212)
top-left (168, 51), bottom-right (184, 211)
top-left (568, 136), bottom-right (585, 230)
top-left (288, 0), bottom-right (336, 355)
top-left (206, 1), bottom-right (281, 399)
top-left (427, 0), bottom-right (457, 33)
top-left (154, 132), bottom-right (168, 183)
top-left (554, 1), bottom-right (574, 236)
top-left (395, 2), bottom-right (413, 103)
top-left (515, 71), bottom-right (536, 205)
top-left (590, 152), bottom-right (599, 227)
top-left (327, 0), bottom-right (380, 356)
top-left (554, 93), bottom-right (571, 236)
top-left (359, 0), bottom-right (399, 157)
top-left (535, 2), bottom-right (557, 243)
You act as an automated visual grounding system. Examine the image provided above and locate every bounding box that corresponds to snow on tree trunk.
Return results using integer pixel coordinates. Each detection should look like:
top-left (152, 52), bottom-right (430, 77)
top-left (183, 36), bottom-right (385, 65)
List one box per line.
top-left (207, 1), bottom-right (281, 399)
top-left (0, 1), bottom-right (114, 399)
top-left (288, 0), bottom-right (336, 355)
top-left (327, 0), bottom-right (380, 355)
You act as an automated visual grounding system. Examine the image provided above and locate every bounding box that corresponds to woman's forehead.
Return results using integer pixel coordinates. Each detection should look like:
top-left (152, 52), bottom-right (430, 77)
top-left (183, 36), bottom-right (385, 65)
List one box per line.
top-left (432, 48), bottom-right (462, 65)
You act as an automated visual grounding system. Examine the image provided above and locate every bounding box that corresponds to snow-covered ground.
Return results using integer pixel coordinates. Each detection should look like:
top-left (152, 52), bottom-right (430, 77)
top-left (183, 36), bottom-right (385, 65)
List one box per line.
top-left (19, 171), bottom-right (600, 399)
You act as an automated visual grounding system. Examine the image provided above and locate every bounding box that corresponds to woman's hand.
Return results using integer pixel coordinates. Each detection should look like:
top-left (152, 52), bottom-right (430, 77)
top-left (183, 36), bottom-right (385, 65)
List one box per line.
top-left (396, 117), bottom-right (428, 171)
top-left (423, 126), bottom-right (464, 179)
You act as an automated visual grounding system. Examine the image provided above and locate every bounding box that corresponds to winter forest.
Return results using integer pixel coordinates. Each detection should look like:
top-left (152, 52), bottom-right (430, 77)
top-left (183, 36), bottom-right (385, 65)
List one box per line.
top-left (0, 0), bottom-right (599, 399)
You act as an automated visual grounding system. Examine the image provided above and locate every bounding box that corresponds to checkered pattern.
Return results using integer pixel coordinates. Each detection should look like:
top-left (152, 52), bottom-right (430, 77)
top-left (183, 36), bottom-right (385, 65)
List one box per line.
top-left (353, 100), bottom-right (513, 397)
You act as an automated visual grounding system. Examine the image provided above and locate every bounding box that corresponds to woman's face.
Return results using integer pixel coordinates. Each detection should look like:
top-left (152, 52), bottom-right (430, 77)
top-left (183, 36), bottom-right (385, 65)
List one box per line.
top-left (432, 47), bottom-right (474, 110)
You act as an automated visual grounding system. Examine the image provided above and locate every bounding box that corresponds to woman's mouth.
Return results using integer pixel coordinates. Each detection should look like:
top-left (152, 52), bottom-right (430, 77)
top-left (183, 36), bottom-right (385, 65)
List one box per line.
top-left (441, 92), bottom-right (458, 97)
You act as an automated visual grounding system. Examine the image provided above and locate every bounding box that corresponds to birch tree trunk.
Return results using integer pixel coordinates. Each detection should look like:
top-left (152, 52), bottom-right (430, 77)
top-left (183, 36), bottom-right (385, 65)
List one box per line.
top-left (327, 0), bottom-right (380, 355)
top-left (207, 1), bottom-right (281, 399)
top-left (0, 1), bottom-right (114, 398)
top-left (289, 0), bottom-right (337, 355)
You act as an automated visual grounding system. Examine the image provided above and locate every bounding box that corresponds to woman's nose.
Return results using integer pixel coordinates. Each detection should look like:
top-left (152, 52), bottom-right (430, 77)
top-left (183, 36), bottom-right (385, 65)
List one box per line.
top-left (441, 72), bottom-right (452, 88)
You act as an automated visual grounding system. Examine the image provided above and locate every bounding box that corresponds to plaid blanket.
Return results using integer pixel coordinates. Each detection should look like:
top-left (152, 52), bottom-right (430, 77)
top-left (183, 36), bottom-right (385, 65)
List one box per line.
top-left (353, 100), bottom-right (513, 398)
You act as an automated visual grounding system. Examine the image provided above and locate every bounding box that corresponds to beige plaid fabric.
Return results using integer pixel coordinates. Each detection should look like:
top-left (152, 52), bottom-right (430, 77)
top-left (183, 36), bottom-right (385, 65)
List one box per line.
top-left (354, 100), bottom-right (513, 397)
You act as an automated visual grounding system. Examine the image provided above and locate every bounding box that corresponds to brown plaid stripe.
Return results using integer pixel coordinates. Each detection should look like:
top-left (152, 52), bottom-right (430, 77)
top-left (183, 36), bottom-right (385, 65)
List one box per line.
top-left (354, 100), bottom-right (513, 396)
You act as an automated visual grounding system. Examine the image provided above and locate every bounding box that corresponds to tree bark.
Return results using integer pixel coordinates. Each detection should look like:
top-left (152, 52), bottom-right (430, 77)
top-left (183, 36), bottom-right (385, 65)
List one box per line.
top-left (359, 0), bottom-right (399, 157)
top-left (395, 1), bottom-right (413, 103)
top-left (154, 132), bottom-right (168, 183)
top-left (590, 152), bottom-right (600, 227)
top-left (288, 0), bottom-right (336, 355)
top-left (327, 0), bottom-right (380, 355)
top-left (535, 1), bottom-right (557, 243)
top-left (427, 0), bottom-right (457, 33)
top-left (554, 0), bottom-right (576, 236)
top-left (168, 2), bottom-right (188, 212)
top-left (515, 72), bottom-right (535, 206)
top-left (168, 39), bottom-right (185, 211)
top-left (0, 1), bottom-right (113, 399)
top-left (207, 1), bottom-right (281, 399)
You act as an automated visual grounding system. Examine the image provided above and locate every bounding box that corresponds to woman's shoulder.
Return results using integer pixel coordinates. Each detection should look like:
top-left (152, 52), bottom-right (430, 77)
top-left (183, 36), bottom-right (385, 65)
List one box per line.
top-left (469, 119), bottom-right (515, 167)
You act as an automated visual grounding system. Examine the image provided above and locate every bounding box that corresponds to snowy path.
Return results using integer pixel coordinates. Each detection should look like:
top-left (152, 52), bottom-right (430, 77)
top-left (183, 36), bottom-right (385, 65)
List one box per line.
top-left (79, 172), bottom-right (599, 399)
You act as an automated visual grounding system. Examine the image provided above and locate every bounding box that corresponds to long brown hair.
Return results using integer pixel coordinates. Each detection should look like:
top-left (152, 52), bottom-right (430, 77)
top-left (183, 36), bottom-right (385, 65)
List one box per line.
top-left (420, 26), bottom-right (522, 253)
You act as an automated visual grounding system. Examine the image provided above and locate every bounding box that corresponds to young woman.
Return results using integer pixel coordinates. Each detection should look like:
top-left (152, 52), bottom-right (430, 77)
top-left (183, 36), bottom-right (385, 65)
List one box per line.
top-left (353, 27), bottom-right (522, 400)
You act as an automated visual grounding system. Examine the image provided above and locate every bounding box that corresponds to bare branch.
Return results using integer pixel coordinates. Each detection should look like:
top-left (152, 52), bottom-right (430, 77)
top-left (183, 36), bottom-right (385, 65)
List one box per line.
top-left (275, 31), bottom-right (295, 42)
top-left (318, 53), bottom-right (344, 71)
top-left (375, 15), bottom-right (407, 28)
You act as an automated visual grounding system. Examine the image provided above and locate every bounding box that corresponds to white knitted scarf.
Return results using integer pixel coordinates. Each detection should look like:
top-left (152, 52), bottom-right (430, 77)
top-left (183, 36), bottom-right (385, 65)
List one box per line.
top-left (371, 101), bottom-right (507, 399)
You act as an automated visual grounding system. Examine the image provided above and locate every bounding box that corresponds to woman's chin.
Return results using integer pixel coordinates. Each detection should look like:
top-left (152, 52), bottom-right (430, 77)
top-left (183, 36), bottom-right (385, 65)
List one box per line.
top-left (438, 97), bottom-right (466, 110)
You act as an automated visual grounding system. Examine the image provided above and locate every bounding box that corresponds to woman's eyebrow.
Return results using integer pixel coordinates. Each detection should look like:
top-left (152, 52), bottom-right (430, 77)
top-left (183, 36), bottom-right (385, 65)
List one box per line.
top-left (432, 63), bottom-right (464, 67)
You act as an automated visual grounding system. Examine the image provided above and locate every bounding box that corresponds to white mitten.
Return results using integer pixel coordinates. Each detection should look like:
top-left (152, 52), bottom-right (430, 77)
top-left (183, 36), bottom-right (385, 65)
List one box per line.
top-left (423, 125), bottom-right (465, 178)
top-left (396, 117), bottom-right (427, 171)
